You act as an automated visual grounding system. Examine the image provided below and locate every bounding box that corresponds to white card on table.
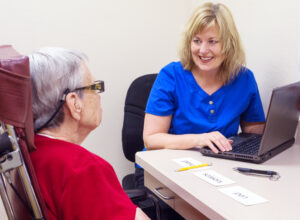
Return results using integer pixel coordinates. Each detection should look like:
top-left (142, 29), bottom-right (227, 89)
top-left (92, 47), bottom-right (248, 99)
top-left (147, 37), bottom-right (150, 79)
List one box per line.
top-left (219, 185), bottom-right (268, 206)
top-left (172, 157), bottom-right (202, 167)
top-left (194, 170), bottom-right (235, 186)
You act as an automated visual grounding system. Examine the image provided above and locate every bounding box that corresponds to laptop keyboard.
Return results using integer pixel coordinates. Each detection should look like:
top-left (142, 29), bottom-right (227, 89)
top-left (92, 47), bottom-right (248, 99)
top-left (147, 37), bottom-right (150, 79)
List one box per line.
top-left (231, 135), bottom-right (262, 155)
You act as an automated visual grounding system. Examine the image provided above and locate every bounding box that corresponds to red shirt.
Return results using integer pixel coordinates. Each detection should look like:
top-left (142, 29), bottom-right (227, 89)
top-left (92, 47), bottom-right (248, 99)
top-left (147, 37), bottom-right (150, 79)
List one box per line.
top-left (30, 135), bottom-right (136, 220)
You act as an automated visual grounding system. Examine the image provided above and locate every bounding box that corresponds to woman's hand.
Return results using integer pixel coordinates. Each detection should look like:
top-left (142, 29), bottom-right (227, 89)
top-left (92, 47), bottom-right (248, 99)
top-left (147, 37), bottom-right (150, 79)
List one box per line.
top-left (197, 131), bottom-right (233, 153)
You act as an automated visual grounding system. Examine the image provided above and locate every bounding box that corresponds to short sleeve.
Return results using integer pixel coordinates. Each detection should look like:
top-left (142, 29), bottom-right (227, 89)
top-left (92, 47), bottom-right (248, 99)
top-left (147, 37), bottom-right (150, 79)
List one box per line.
top-left (146, 64), bottom-right (176, 116)
top-left (241, 72), bottom-right (265, 122)
top-left (59, 159), bottom-right (137, 220)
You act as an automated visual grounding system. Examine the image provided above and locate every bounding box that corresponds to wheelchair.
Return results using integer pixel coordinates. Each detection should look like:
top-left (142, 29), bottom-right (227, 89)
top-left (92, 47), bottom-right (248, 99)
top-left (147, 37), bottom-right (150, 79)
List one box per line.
top-left (0, 45), bottom-right (47, 220)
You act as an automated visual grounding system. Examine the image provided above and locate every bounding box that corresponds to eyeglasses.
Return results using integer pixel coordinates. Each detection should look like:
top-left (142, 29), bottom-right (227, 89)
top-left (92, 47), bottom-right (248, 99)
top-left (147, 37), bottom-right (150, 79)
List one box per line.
top-left (74, 80), bottom-right (105, 93)
top-left (34, 80), bottom-right (105, 133)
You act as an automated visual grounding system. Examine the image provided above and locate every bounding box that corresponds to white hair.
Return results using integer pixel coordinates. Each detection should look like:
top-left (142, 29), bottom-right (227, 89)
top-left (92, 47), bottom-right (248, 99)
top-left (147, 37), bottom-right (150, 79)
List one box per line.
top-left (29, 47), bottom-right (87, 131)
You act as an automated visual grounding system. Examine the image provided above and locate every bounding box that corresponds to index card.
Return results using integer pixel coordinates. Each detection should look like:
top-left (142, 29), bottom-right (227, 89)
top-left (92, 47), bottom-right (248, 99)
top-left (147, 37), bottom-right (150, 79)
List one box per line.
top-left (194, 169), bottom-right (235, 186)
top-left (172, 157), bottom-right (202, 167)
top-left (219, 185), bottom-right (269, 206)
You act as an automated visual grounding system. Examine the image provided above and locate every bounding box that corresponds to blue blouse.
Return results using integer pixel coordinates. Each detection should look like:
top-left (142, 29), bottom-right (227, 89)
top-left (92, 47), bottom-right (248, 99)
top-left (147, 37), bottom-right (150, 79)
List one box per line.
top-left (146, 62), bottom-right (266, 138)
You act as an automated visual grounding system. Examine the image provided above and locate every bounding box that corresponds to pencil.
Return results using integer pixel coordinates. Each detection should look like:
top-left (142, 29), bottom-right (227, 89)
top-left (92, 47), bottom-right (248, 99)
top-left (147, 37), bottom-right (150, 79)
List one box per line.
top-left (176, 163), bottom-right (212, 172)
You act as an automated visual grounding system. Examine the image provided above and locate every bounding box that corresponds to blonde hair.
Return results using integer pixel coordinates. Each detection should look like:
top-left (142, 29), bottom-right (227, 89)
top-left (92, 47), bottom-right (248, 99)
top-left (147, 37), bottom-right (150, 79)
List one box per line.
top-left (179, 2), bottom-right (245, 84)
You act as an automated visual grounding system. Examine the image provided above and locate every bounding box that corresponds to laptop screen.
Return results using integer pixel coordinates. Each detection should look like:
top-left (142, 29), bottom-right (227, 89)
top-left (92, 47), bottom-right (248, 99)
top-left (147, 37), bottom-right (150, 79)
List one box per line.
top-left (258, 82), bottom-right (300, 155)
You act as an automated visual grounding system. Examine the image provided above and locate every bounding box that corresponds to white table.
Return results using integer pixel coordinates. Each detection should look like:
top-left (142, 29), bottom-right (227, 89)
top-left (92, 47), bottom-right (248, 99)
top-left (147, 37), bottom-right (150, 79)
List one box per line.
top-left (136, 142), bottom-right (300, 220)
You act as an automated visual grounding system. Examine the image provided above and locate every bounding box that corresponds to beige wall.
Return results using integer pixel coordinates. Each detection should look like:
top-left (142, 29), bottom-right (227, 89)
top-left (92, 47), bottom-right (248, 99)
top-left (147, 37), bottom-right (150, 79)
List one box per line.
top-left (0, 0), bottom-right (298, 218)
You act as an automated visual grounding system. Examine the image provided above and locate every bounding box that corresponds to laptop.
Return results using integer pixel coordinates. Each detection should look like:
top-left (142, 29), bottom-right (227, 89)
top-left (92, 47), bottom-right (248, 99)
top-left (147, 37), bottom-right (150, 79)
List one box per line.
top-left (200, 81), bottom-right (300, 163)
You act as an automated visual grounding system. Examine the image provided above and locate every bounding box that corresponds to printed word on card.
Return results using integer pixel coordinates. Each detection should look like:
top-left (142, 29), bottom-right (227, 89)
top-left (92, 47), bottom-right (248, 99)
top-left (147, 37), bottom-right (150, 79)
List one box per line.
top-left (219, 186), bottom-right (268, 206)
top-left (194, 170), bottom-right (235, 186)
top-left (172, 157), bottom-right (202, 167)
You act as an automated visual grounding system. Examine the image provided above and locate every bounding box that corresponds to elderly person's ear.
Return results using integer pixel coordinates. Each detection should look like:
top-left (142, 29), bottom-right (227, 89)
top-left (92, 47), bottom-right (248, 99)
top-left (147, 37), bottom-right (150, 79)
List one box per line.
top-left (65, 93), bottom-right (82, 121)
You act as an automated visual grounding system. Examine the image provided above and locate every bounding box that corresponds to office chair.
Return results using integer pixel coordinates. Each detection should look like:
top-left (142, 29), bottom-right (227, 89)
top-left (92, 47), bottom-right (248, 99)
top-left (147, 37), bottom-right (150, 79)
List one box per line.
top-left (0, 45), bottom-right (48, 220)
top-left (122, 73), bottom-right (186, 220)
top-left (122, 73), bottom-right (157, 168)
top-left (121, 74), bottom-right (162, 219)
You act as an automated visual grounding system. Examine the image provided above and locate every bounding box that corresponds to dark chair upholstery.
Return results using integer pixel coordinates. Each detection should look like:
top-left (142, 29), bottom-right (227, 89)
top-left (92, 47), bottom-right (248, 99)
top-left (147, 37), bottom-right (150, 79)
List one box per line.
top-left (122, 73), bottom-right (158, 163)
top-left (122, 74), bottom-right (185, 220)
top-left (121, 74), bottom-right (161, 219)
top-left (122, 74), bottom-right (157, 189)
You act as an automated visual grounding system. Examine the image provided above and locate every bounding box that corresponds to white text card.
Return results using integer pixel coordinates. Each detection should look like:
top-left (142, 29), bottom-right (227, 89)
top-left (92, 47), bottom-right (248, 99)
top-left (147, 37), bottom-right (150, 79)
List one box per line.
top-left (194, 170), bottom-right (235, 186)
top-left (219, 186), bottom-right (268, 206)
top-left (172, 157), bottom-right (202, 167)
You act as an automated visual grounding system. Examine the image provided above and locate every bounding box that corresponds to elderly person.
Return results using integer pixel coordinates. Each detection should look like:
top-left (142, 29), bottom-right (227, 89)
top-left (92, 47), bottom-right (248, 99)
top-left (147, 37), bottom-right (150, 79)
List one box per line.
top-left (29, 47), bottom-right (149, 220)
top-left (143, 2), bottom-right (265, 153)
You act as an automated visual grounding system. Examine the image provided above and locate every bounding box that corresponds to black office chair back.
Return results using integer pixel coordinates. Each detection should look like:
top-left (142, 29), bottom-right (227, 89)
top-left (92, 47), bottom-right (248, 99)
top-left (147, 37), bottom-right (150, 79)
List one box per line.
top-left (122, 73), bottom-right (157, 162)
top-left (121, 73), bottom-right (162, 220)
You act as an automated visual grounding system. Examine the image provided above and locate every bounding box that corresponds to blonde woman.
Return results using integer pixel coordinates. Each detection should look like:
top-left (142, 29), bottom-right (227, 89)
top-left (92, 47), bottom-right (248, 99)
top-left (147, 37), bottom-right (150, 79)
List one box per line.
top-left (143, 3), bottom-right (265, 153)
